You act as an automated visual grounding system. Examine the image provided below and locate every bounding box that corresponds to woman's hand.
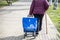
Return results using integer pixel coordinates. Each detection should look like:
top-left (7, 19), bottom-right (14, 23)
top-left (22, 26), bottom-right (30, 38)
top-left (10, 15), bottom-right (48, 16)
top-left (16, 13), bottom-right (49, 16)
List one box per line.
top-left (27, 14), bottom-right (33, 17)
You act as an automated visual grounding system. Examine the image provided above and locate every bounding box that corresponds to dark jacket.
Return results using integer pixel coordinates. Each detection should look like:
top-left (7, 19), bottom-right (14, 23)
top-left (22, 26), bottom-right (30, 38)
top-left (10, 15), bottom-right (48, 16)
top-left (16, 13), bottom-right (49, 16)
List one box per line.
top-left (29, 0), bottom-right (49, 15)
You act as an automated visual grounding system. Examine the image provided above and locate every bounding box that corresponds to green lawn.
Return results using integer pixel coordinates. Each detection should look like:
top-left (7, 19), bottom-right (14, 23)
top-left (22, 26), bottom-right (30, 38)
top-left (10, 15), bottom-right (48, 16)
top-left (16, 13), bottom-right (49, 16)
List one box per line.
top-left (47, 3), bottom-right (60, 33)
top-left (0, 1), bottom-right (8, 8)
top-left (0, 0), bottom-right (17, 8)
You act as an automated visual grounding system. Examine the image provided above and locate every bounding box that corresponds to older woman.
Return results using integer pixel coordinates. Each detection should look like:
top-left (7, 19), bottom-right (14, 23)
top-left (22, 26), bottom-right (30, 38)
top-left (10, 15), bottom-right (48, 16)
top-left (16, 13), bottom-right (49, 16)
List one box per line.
top-left (29, 0), bottom-right (49, 35)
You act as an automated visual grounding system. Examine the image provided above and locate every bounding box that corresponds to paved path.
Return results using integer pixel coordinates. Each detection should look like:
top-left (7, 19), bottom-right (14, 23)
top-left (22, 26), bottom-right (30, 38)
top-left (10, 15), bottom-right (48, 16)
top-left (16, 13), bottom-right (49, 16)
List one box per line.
top-left (0, 1), bottom-right (60, 40)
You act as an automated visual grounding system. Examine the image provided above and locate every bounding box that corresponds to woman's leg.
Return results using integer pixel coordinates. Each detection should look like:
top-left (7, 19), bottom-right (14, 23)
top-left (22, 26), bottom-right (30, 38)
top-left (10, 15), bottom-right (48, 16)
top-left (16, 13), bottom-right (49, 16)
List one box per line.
top-left (33, 14), bottom-right (40, 33)
top-left (38, 14), bottom-right (44, 31)
top-left (34, 14), bottom-right (44, 32)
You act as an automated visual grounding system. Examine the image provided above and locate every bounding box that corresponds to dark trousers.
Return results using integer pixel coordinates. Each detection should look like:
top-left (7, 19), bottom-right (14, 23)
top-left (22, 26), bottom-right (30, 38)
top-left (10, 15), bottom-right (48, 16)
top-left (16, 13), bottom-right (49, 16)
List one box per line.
top-left (33, 14), bottom-right (44, 32)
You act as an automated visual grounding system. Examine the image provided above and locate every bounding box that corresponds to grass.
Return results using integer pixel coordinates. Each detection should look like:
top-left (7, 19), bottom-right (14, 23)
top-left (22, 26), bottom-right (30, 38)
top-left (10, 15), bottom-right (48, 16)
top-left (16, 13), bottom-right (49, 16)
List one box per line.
top-left (47, 3), bottom-right (60, 33)
top-left (0, 1), bottom-right (8, 8)
top-left (13, 0), bottom-right (17, 2)
top-left (0, 0), bottom-right (17, 8)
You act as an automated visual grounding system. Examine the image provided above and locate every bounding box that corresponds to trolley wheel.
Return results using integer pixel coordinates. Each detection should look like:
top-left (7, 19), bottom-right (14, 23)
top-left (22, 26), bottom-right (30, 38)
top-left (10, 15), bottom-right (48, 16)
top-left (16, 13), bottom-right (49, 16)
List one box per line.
top-left (24, 32), bottom-right (27, 38)
top-left (33, 32), bottom-right (36, 38)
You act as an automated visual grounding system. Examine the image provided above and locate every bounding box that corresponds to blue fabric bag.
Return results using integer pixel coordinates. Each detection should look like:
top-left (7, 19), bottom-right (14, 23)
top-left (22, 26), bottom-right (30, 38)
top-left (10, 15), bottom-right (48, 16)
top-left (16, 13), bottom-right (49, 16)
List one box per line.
top-left (22, 17), bottom-right (37, 32)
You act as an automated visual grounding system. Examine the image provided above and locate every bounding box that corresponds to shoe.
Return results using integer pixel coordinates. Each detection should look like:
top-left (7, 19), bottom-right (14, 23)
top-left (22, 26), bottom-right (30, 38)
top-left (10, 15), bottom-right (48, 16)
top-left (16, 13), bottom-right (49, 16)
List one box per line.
top-left (36, 32), bottom-right (39, 36)
top-left (39, 28), bottom-right (42, 31)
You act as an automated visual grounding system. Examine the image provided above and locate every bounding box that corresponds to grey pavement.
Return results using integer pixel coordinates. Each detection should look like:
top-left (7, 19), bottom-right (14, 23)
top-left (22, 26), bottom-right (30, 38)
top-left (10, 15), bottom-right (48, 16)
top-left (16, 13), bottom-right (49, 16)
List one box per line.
top-left (0, 1), bottom-right (60, 40)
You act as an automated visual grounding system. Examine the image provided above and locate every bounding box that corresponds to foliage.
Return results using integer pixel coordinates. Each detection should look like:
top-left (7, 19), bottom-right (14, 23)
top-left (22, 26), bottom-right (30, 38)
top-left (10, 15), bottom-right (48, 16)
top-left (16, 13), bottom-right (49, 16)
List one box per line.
top-left (47, 3), bottom-right (60, 33)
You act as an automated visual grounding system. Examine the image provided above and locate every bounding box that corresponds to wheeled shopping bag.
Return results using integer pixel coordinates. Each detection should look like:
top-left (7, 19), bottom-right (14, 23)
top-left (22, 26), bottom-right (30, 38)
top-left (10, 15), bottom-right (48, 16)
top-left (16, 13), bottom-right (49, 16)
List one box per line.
top-left (22, 17), bottom-right (37, 38)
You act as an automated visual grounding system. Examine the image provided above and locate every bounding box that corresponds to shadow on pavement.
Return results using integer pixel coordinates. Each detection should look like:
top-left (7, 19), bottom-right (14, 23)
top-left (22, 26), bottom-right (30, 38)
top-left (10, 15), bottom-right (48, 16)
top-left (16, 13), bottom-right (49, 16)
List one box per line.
top-left (0, 35), bottom-right (24, 40)
top-left (0, 34), bottom-right (36, 40)
top-left (18, 0), bottom-right (32, 2)
top-left (0, 8), bottom-right (29, 15)
top-left (11, 4), bottom-right (30, 6)
top-left (0, 8), bottom-right (29, 12)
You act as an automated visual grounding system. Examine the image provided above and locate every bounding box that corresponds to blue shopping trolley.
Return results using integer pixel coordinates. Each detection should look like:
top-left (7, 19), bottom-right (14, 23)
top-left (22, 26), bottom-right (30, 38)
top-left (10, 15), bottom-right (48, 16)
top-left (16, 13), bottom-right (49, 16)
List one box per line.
top-left (22, 17), bottom-right (37, 38)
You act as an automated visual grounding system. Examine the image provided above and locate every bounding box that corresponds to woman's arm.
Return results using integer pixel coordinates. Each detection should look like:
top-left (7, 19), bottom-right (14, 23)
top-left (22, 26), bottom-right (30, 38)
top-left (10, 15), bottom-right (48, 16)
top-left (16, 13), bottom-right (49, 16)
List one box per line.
top-left (29, 0), bottom-right (35, 15)
top-left (44, 0), bottom-right (49, 11)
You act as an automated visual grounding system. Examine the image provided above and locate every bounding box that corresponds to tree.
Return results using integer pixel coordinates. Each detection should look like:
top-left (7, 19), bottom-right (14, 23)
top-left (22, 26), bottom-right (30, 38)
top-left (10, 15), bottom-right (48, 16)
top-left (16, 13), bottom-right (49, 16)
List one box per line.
top-left (6, 0), bottom-right (13, 6)
top-left (53, 0), bottom-right (58, 10)
top-left (49, 0), bottom-right (52, 5)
